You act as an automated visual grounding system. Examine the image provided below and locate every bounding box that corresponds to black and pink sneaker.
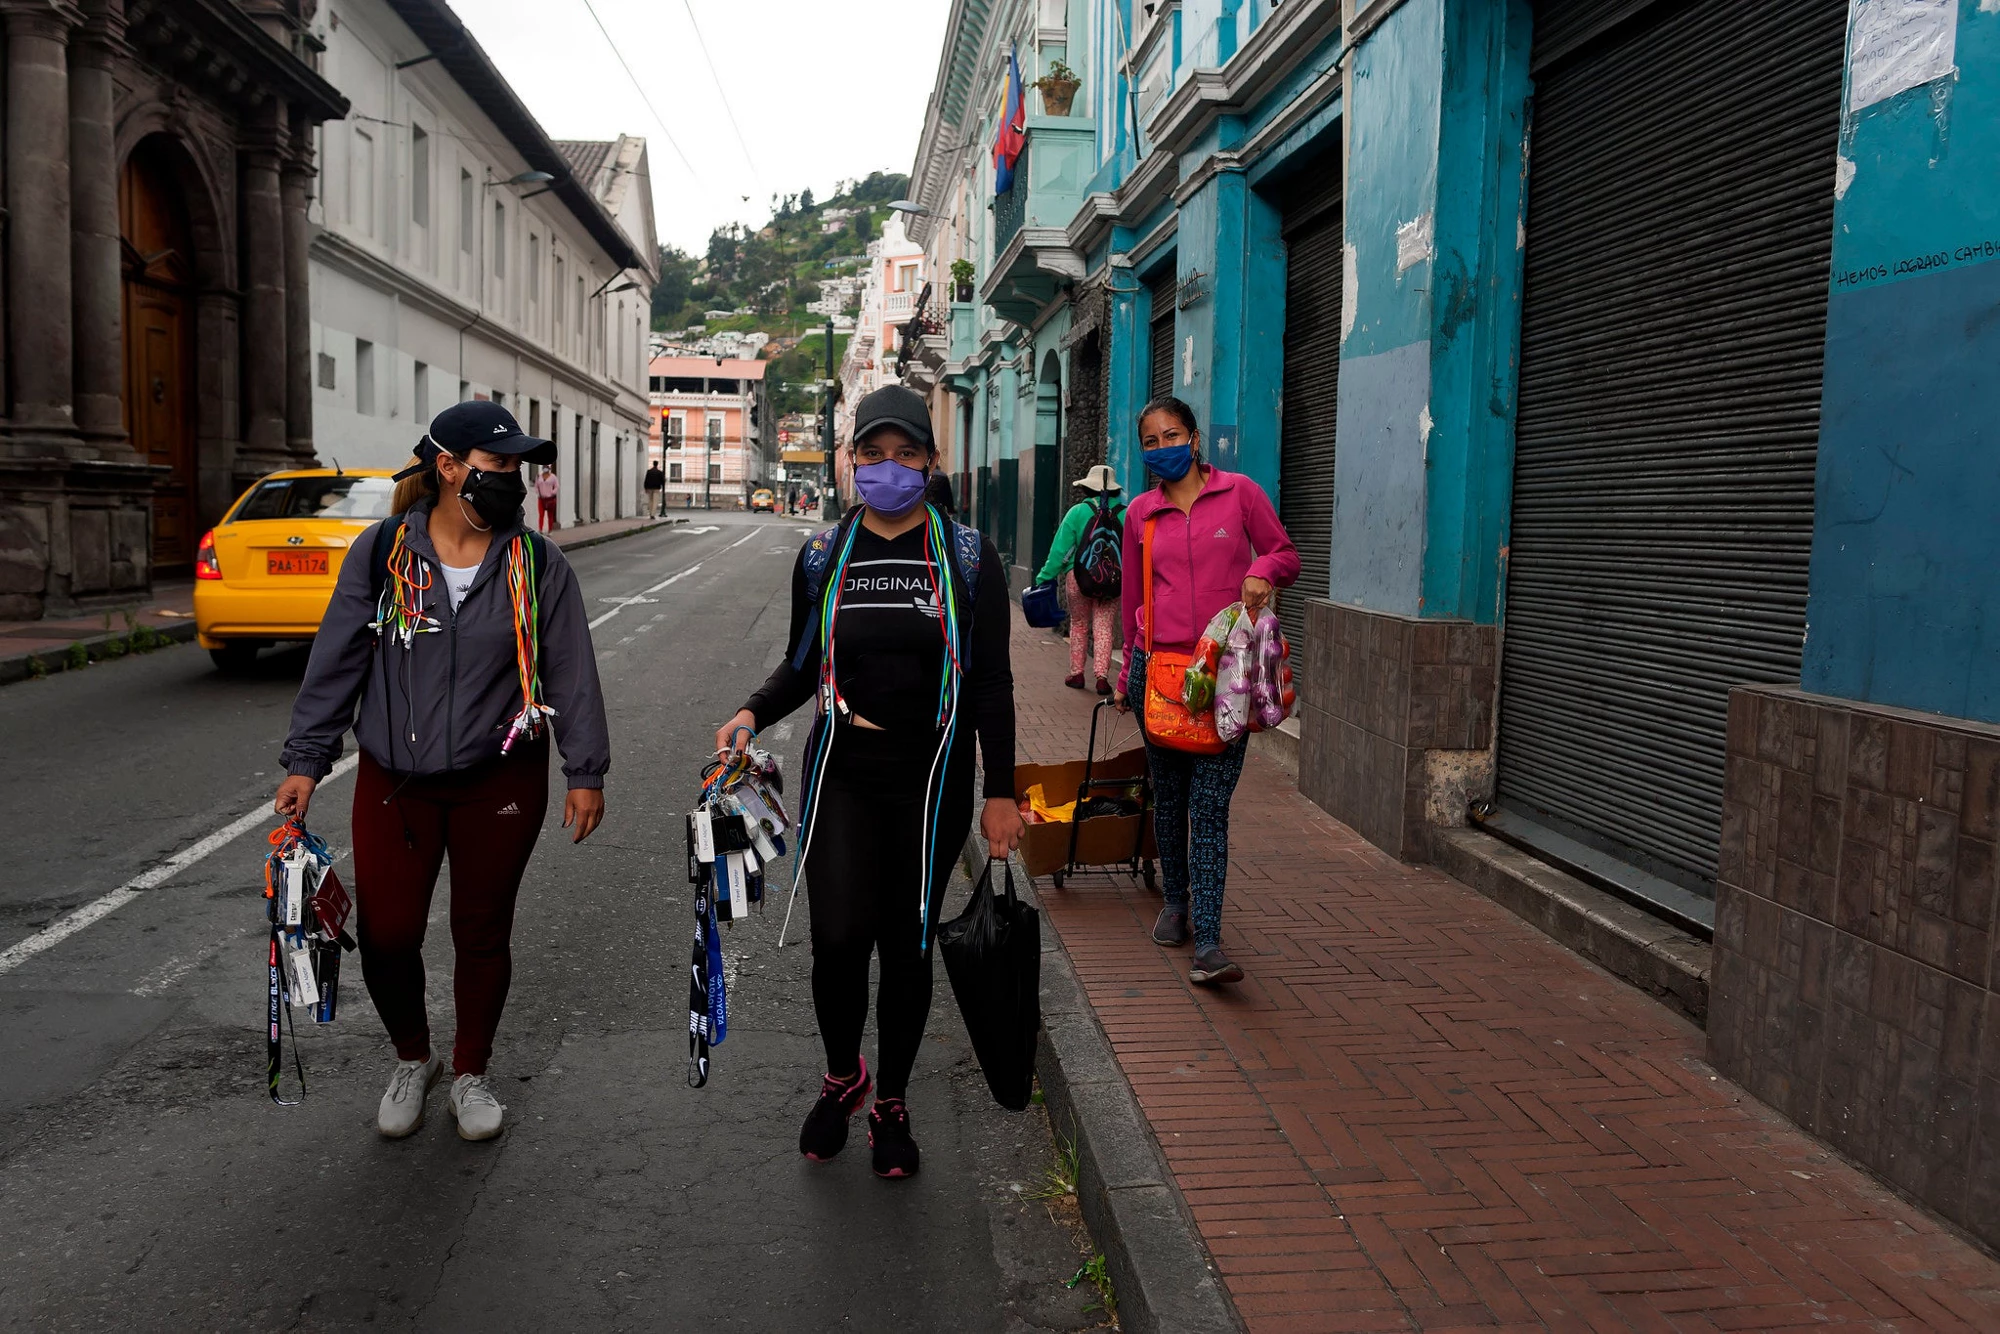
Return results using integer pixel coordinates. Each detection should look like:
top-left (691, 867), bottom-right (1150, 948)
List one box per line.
top-left (799, 1058), bottom-right (871, 1162)
top-left (868, 1098), bottom-right (920, 1179)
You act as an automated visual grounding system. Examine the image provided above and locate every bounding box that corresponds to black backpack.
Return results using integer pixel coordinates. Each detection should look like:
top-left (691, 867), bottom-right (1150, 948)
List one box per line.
top-left (1071, 497), bottom-right (1123, 601)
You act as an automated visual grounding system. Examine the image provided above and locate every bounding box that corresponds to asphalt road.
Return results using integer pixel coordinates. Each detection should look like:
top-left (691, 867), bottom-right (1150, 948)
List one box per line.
top-left (0, 513), bottom-right (1106, 1332)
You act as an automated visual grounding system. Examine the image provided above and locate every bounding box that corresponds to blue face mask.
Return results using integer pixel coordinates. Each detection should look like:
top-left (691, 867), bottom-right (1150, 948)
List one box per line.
top-left (1142, 444), bottom-right (1195, 482)
top-left (853, 459), bottom-right (929, 517)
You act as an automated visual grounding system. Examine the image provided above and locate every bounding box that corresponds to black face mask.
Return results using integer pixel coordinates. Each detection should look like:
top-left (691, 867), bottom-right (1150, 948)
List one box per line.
top-left (457, 465), bottom-right (526, 530)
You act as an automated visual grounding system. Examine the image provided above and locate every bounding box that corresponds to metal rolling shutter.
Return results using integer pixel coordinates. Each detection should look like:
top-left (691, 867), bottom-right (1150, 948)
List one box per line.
top-left (1496, 0), bottom-right (1846, 889)
top-left (1277, 175), bottom-right (1343, 704)
top-left (1148, 275), bottom-right (1176, 403)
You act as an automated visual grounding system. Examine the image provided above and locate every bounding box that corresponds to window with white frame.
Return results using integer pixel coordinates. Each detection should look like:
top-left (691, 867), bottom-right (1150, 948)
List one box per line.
top-left (492, 201), bottom-right (506, 278)
top-left (356, 339), bottom-right (376, 416)
top-left (352, 128), bottom-right (376, 237)
top-left (459, 169), bottom-right (474, 254)
top-left (666, 411), bottom-right (686, 447)
top-left (411, 127), bottom-right (430, 229)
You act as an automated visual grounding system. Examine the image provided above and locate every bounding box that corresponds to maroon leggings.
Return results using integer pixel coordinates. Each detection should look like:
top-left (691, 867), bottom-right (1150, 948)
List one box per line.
top-left (352, 745), bottom-right (550, 1075)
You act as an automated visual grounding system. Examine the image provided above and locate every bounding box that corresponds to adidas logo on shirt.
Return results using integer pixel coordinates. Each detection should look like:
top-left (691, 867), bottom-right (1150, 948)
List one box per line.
top-left (497, 802), bottom-right (522, 815)
top-left (1214, 527), bottom-right (1229, 539)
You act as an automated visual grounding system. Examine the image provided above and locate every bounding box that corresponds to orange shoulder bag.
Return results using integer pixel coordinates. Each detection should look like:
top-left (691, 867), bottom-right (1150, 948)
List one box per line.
top-left (1140, 515), bottom-right (1227, 755)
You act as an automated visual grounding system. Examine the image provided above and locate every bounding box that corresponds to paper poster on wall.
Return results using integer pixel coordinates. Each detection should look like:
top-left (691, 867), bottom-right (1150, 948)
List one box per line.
top-left (1847, 0), bottom-right (1958, 113)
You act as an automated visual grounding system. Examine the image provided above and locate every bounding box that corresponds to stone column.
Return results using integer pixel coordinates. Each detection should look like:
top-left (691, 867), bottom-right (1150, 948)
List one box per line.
top-left (68, 0), bottom-right (125, 452)
top-left (6, 1), bottom-right (81, 448)
top-left (281, 145), bottom-right (315, 462)
top-left (239, 115), bottom-right (288, 470)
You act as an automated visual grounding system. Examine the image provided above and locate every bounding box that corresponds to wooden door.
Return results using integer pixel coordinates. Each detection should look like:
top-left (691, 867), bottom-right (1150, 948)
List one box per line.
top-left (120, 138), bottom-right (197, 570)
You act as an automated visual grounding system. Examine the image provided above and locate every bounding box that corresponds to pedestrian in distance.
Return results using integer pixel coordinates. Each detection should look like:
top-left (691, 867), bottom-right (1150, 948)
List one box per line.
top-left (274, 400), bottom-right (609, 1143)
top-left (1116, 395), bottom-right (1298, 986)
top-left (714, 384), bottom-right (1024, 1180)
top-left (643, 460), bottom-right (666, 517)
top-left (1034, 463), bottom-right (1124, 696)
top-left (535, 463), bottom-right (561, 532)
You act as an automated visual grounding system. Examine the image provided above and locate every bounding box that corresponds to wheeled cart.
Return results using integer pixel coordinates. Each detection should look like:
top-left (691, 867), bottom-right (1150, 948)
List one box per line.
top-left (1015, 699), bottom-right (1158, 891)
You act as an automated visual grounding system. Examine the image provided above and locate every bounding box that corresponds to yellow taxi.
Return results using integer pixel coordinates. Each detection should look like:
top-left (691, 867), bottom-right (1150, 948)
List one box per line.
top-left (750, 488), bottom-right (777, 513)
top-left (194, 468), bottom-right (399, 671)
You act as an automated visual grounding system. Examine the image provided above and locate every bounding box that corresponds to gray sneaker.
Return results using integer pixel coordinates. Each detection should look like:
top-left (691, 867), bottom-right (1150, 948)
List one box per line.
top-left (449, 1073), bottom-right (506, 1141)
top-left (377, 1056), bottom-right (443, 1138)
top-left (1152, 905), bottom-right (1190, 946)
top-left (1189, 948), bottom-right (1244, 986)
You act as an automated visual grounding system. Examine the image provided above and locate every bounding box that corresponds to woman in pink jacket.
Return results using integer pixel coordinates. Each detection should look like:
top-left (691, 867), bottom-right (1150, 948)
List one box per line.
top-left (1117, 396), bottom-right (1300, 984)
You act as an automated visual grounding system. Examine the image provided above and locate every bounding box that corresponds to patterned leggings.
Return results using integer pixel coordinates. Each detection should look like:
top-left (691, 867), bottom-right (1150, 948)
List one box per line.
top-left (1065, 573), bottom-right (1116, 681)
top-left (1130, 649), bottom-right (1250, 952)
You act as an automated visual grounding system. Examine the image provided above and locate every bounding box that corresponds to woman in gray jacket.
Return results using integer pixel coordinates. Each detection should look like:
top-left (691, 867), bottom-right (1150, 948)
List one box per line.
top-left (274, 401), bottom-right (609, 1143)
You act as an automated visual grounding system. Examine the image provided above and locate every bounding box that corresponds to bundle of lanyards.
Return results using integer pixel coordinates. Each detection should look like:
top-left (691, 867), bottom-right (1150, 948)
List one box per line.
top-left (261, 819), bottom-right (356, 1104)
top-left (685, 741), bottom-right (789, 1088)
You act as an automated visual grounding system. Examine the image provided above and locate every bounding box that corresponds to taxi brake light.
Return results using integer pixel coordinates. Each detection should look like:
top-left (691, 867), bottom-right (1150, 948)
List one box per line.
top-left (195, 530), bottom-right (222, 580)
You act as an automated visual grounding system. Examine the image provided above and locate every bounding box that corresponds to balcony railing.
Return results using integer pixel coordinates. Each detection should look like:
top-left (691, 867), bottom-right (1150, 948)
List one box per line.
top-left (885, 291), bottom-right (914, 318)
top-left (994, 137), bottom-right (1030, 253)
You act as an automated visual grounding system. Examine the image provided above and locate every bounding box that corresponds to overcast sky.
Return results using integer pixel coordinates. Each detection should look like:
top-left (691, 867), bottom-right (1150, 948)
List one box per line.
top-left (449, 0), bottom-right (952, 254)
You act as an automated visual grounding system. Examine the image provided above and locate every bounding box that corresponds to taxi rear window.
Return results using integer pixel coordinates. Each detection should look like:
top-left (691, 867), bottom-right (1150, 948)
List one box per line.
top-left (232, 476), bottom-right (395, 522)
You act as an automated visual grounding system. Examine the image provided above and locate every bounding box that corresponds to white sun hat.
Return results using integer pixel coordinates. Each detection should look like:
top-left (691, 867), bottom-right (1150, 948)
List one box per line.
top-left (1072, 464), bottom-right (1121, 494)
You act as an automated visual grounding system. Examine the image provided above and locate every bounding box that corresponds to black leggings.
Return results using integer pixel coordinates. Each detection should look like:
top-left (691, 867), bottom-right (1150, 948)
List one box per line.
top-left (804, 755), bottom-right (956, 1101)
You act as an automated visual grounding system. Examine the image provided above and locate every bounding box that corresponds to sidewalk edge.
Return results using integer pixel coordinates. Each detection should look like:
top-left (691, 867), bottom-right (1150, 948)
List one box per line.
top-left (0, 619), bottom-right (198, 688)
top-left (552, 516), bottom-right (684, 554)
top-left (962, 838), bottom-right (1247, 1334)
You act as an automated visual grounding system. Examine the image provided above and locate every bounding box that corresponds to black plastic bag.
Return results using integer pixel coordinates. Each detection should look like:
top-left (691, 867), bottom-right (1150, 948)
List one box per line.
top-left (938, 858), bottom-right (1041, 1111)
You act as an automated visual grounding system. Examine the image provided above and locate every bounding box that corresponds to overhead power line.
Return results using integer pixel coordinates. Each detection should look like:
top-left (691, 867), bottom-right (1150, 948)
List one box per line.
top-left (576, 0), bottom-right (701, 182)
top-left (677, 0), bottom-right (761, 185)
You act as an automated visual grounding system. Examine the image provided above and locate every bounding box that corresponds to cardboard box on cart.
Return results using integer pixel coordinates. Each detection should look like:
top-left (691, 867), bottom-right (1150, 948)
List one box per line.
top-left (1013, 747), bottom-right (1159, 879)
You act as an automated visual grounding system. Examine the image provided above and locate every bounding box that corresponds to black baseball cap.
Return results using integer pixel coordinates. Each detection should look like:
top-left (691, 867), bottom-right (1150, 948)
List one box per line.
top-left (852, 384), bottom-right (934, 450)
top-left (424, 400), bottom-right (557, 465)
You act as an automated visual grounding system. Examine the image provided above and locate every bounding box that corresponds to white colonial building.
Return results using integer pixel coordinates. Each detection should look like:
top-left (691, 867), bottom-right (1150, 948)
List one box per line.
top-left (308, 0), bottom-right (656, 525)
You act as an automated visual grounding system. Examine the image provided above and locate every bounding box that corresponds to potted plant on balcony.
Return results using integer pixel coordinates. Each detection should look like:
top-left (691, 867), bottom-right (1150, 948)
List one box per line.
top-left (950, 258), bottom-right (976, 303)
top-left (1034, 60), bottom-right (1080, 116)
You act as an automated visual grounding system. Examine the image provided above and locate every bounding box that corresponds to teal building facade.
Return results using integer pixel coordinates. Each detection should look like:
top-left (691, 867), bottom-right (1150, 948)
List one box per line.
top-left (909, 0), bottom-right (2000, 1244)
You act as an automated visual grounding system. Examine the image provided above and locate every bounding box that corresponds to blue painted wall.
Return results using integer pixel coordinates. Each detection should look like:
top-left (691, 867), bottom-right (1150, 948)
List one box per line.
top-left (1802, 2), bottom-right (2000, 722)
top-left (1327, 0), bottom-right (1530, 623)
top-left (1419, 0), bottom-right (1531, 624)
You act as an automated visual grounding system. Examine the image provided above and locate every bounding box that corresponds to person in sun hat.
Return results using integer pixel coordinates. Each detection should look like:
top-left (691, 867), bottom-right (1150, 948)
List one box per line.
top-left (1034, 463), bottom-right (1126, 694)
top-left (274, 400), bottom-right (610, 1144)
top-left (714, 384), bottom-right (1022, 1181)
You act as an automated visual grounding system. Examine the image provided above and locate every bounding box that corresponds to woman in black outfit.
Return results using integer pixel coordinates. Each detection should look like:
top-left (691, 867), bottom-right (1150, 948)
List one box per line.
top-left (715, 384), bottom-right (1022, 1180)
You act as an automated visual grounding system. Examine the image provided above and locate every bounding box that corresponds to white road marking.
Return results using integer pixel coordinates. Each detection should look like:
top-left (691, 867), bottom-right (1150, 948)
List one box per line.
top-left (0, 753), bottom-right (362, 977)
top-left (3, 528), bottom-right (767, 976)
top-left (586, 531), bottom-right (758, 631)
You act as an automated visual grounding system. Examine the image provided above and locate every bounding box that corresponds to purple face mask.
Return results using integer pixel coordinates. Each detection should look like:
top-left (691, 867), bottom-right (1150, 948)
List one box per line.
top-left (853, 459), bottom-right (929, 518)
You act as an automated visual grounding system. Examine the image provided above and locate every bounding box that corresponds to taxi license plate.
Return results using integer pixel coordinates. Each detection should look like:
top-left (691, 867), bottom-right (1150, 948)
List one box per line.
top-left (267, 550), bottom-right (329, 576)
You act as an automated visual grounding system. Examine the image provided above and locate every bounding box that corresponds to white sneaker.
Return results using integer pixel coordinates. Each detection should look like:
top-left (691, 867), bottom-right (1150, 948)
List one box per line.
top-left (449, 1073), bottom-right (506, 1141)
top-left (377, 1056), bottom-right (443, 1138)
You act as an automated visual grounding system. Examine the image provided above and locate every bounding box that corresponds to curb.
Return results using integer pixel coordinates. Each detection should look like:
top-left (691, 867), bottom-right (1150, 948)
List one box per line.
top-left (0, 517), bottom-right (683, 689)
top-left (0, 618), bottom-right (197, 688)
top-left (553, 516), bottom-right (685, 554)
top-left (961, 838), bottom-right (1245, 1334)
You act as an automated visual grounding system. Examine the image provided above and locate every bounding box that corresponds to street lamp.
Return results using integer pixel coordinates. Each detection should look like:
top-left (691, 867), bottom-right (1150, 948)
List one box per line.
top-left (887, 199), bottom-right (931, 217)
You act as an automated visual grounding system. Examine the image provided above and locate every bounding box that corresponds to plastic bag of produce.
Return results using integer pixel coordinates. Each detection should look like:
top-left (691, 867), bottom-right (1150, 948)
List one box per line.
top-left (1181, 603), bottom-right (1245, 716)
top-left (1216, 607), bottom-right (1297, 741)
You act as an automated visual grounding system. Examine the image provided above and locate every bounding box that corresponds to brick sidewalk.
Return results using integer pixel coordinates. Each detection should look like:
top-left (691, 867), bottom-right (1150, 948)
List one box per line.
top-left (1009, 620), bottom-right (2000, 1331)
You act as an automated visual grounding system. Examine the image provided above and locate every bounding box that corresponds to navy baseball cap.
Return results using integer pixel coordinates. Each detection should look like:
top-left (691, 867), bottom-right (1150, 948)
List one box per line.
top-left (424, 400), bottom-right (557, 465)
